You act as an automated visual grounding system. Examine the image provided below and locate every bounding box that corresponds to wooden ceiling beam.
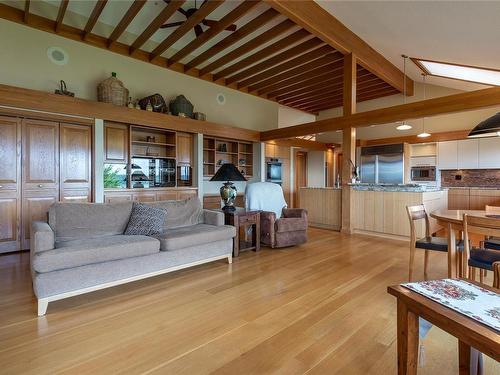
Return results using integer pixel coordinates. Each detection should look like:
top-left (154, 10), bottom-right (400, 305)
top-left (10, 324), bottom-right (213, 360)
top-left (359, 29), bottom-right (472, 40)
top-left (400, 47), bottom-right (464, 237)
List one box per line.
top-left (235, 44), bottom-right (338, 88)
top-left (264, 0), bottom-right (414, 95)
top-left (150, 0), bottom-right (224, 61)
top-left (107, 0), bottom-right (146, 47)
top-left (212, 29), bottom-right (311, 81)
top-left (227, 40), bottom-right (330, 86)
top-left (270, 138), bottom-right (331, 151)
top-left (343, 53), bottom-right (356, 115)
top-left (168, 0), bottom-right (260, 66)
top-left (262, 85), bottom-right (500, 141)
top-left (248, 53), bottom-right (344, 93)
top-left (55, 0), bottom-right (69, 33)
top-left (129, 0), bottom-right (185, 54)
top-left (185, 8), bottom-right (280, 72)
top-left (23, 0), bottom-right (29, 23)
top-left (279, 77), bottom-right (383, 105)
top-left (256, 60), bottom-right (354, 95)
top-left (82, 0), bottom-right (108, 40)
top-left (198, 19), bottom-right (295, 76)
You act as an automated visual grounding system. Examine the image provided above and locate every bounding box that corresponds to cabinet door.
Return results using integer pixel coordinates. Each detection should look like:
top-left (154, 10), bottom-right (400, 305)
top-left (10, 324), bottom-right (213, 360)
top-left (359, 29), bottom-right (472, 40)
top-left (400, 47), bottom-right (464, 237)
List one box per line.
top-left (479, 138), bottom-right (500, 169)
top-left (60, 123), bottom-right (92, 201)
top-left (104, 192), bottom-right (134, 203)
top-left (157, 190), bottom-right (177, 201)
top-left (281, 158), bottom-right (291, 205)
top-left (104, 122), bottom-right (128, 163)
top-left (176, 133), bottom-right (192, 165)
top-left (22, 119), bottom-right (59, 190)
top-left (0, 116), bottom-right (21, 190)
top-left (437, 141), bottom-right (457, 170)
top-left (134, 192), bottom-right (157, 202)
top-left (22, 190), bottom-right (58, 249)
top-left (177, 189), bottom-right (197, 200)
top-left (0, 191), bottom-right (20, 253)
top-left (457, 139), bottom-right (479, 169)
top-left (276, 145), bottom-right (290, 160)
top-left (448, 189), bottom-right (470, 210)
top-left (265, 143), bottom-right (275, 158)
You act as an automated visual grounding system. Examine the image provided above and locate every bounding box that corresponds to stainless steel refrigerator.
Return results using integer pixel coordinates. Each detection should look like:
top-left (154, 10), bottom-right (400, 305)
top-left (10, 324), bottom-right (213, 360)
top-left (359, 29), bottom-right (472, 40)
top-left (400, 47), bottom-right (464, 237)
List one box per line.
top-left (360, 144), bottom-right (404, 184)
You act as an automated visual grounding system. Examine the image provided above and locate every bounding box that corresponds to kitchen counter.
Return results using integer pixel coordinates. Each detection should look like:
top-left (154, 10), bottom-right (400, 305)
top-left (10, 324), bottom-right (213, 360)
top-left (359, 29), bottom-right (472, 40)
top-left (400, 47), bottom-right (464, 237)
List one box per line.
top-left (349, 183), bottom-right (444, 192)
top-left (299, 187), bottom-right (341, 230)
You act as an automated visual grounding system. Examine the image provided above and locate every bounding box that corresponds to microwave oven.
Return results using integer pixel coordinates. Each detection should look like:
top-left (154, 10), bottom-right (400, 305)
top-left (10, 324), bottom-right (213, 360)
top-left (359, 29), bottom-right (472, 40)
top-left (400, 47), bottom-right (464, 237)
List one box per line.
top-left (410, 166), bottom-right (436, 182)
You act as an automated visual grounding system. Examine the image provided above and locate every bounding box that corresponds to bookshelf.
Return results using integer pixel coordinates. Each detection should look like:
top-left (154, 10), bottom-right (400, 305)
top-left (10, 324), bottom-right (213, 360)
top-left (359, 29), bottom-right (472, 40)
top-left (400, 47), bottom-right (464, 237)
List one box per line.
top-left (203, 136), bottom-right (253, 178)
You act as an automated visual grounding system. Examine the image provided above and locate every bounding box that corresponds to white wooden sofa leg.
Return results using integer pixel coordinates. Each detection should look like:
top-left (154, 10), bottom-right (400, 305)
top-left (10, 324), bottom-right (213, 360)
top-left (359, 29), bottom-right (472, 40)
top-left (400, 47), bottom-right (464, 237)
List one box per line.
top-left (38, 299), bottom-right (48, 316)
top-left (227, 255), bottom-right (232, 264)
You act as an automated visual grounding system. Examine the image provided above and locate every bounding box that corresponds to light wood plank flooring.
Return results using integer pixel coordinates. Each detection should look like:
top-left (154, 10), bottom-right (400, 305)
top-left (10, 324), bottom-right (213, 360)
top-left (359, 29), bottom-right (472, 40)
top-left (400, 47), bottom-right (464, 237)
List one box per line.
top-left (0, 228), bottom-right (498, 374)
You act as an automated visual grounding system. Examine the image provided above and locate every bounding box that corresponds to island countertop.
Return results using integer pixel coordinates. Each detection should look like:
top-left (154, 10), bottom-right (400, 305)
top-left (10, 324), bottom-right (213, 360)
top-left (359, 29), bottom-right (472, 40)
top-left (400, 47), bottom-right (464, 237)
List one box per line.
top-left (349, 183), bottom-right (445, 192)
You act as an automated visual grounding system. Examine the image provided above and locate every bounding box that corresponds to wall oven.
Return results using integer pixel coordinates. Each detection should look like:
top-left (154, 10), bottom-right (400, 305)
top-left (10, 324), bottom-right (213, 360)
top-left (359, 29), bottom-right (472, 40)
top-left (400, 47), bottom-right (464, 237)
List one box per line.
top-left (410, 166), bottom-right (436, 182)
top-left (266, 158), bottom-right (282, 184)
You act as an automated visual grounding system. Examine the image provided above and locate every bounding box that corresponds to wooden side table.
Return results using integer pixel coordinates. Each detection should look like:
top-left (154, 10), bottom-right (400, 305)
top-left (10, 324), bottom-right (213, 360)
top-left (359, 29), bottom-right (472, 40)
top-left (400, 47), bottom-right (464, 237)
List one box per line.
top-left (218, 208), bottom-right (260, 257)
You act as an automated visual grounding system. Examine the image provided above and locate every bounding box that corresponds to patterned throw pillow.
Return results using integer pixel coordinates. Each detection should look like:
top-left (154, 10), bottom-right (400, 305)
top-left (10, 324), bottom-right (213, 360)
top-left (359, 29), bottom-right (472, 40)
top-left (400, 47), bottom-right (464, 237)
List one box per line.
top-left (124, 202), bottom-right (167, 236)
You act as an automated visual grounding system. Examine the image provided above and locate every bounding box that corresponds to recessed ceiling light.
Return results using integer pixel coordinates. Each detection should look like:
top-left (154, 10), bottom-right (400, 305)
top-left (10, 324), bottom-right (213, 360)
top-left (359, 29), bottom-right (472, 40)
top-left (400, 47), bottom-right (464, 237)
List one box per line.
top-left (396, 123), bottom-right (412, 130)
top-left (411, 58), bottom-right (500, 86)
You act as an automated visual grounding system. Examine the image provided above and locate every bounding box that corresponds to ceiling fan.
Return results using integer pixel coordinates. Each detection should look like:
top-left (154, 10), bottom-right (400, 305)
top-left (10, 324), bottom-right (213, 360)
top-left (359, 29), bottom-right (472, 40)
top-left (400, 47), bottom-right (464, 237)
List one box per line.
top-left (160, 0), bottom-right (238, 37)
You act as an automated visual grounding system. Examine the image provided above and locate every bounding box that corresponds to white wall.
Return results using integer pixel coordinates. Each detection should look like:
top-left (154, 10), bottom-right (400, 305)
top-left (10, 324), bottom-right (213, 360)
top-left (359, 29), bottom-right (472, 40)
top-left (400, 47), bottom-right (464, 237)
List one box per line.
top-left (278, 105), bottom-right (316, 128)
top-left (307, 151), bottom-right (326, 187)
top-left (0, 20), bottom-right (279, 131)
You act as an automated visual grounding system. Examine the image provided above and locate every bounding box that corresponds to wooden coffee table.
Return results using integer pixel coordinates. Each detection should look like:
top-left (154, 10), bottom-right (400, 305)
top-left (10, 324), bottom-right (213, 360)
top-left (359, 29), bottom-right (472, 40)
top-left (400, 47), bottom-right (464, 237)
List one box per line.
top-left (217, 208), bottom-right (260, 257)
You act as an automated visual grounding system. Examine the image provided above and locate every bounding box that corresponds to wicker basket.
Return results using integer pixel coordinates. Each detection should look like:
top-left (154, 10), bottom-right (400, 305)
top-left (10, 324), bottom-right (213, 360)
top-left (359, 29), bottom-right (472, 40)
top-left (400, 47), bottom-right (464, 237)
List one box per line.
top-left (97, 72), bottom-right (129, 106)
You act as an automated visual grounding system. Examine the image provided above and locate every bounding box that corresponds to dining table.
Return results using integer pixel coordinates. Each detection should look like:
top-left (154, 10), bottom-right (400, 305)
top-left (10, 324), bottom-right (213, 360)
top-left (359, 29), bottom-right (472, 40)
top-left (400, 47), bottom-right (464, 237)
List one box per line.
top-left (430, 209), bottom-right (495, 279)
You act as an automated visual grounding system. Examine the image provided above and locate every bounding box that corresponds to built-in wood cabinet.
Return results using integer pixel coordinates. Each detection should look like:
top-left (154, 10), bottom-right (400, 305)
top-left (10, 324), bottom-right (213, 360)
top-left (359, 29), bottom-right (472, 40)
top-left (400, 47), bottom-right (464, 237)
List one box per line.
top-left (203, 136), bottom-right (254, 178)
top-left (265, 143), bottom-right (291, 205)
top-left (203, 194), bottom-right (244, 209)
top-left (176, 132), bottom-right (192, 165)
top-left (104, 188), bottom-right (198, 204)
top-left (0, 116), bottom-right (92, 252)
top-left (0, 116), bottom-right (21, 252)
top-left (448, 188), bottom-right (500, 210)
top-left (447, 188), bottom-right (470, 210)
top-left (104, 122), bottom-right (128, 163)
top-left (438, 138), bottom-right (500, 170)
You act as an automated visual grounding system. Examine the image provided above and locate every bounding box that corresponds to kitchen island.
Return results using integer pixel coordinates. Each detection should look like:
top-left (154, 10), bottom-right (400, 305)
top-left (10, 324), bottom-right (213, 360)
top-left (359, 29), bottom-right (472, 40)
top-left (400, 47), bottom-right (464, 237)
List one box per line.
top-left (299, 187), bottom-right (342, 230)
top-left (350, 184), bottom-right (448, 240)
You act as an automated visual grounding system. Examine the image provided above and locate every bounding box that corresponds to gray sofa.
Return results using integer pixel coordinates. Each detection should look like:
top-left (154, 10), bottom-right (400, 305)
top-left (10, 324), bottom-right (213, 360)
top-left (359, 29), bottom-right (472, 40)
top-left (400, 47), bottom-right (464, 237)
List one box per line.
top-left (30, 198), bottom-right (235, 316)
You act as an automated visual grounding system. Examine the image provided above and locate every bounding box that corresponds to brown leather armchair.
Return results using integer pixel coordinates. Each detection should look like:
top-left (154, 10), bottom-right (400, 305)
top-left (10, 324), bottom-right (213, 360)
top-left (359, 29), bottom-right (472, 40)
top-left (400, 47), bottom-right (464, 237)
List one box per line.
top-left (260, 208), bottom-right (308, 248)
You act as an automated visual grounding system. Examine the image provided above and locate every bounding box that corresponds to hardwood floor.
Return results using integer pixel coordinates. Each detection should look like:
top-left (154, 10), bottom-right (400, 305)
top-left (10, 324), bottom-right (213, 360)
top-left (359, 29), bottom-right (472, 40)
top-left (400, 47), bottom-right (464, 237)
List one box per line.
top-left (0, 228), bottom-right (498, 374)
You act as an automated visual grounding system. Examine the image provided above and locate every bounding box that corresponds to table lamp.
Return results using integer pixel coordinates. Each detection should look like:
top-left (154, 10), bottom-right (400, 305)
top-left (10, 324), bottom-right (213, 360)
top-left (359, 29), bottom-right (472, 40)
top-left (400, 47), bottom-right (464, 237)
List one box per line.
top-left (210, 163), bottom-right (247, 211)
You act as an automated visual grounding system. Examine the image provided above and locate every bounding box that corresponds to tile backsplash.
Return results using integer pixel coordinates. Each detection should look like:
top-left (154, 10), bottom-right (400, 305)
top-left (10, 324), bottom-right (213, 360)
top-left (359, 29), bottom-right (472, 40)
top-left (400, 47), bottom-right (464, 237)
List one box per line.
top-left (441, 169), bottom-right (500, 187)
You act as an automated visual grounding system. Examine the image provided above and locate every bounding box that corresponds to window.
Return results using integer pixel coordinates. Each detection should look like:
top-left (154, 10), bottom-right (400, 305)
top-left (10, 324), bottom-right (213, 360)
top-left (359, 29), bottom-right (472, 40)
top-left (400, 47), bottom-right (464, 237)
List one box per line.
top-left (411, 58), bottom-right (500, 86)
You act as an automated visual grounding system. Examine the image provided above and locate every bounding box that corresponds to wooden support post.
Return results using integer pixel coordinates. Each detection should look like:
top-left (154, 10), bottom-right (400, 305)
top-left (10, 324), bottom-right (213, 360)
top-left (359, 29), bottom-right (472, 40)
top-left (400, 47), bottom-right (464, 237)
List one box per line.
top-left (341, 53), bottom-right (356, 234)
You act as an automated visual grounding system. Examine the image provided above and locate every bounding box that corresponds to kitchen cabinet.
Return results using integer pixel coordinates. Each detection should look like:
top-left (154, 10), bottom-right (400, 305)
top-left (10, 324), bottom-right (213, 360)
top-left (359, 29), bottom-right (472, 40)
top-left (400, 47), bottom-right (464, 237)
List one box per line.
top-left (457, 139), bottom-right (479, 169)
top-left (104, 188), bottom-right (198, 203)
top-left (437, 141), bottom-right (457, 170)
top-left (479, 138), bottom-right (500, 169)
top-left (448, 188), bottom-right (470, 210)
top-left (469, 189), bottom-right (500, 210)
top-left (176, 132), bottom-right (192, 165)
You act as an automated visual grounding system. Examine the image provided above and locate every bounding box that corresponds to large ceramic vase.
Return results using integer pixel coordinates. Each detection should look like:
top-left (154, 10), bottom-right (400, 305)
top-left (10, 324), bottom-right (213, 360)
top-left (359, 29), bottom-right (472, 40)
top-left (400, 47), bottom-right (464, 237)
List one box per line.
top-left (220, 182), bottom-right (237, 211)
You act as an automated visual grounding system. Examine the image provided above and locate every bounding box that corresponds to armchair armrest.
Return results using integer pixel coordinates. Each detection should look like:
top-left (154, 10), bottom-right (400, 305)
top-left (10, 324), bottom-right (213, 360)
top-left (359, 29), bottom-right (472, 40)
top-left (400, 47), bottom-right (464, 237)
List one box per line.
top-left (282, 208), bottom-right (308, 219)
top-left (203, 209), bottom-right (224, 226)
top-left (260, 211), bottom-right (277, 247)
top-left (276, 217), bottom-right (308, 233)
top-left (30, 221), bottom-right (55, 253)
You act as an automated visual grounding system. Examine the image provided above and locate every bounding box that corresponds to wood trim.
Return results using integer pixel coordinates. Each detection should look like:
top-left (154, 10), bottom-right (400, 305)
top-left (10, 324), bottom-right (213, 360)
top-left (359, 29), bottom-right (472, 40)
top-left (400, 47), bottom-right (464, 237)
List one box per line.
top-left (269, 138), bottom-right (330, 151)
top-left (168, 0), bottom-right (260, 66)
top-left (185, 8), bottom-right (280, 72)
top-left (261, 85), bottom-right (500, 141)
top-left (264, 0), bottom-right (414, 95)
top-left (129, 0), bottom-right (185, 54)
top-left (357, 130), bottom-right (472, 147)
top-left (0, 105), bottom-right (94, 126)
top-left (23, 0), bottom-right (29, 23)
top-left (82, 0), bottom-right (108, 40)
top-left (107, 0), bottom-right (146, 47)
top-left (198, 19), bottom-right (296, 77)
top-left (150, 0), bottom-right (224, 61)
top-left (54, 0), bottom-right (68, 33)
top-left (0, 84), bottom-right (260, 141)
top-left (37, 254), bottom-right (232, 316)
top-left (343, 53), bottom-right (356, 115)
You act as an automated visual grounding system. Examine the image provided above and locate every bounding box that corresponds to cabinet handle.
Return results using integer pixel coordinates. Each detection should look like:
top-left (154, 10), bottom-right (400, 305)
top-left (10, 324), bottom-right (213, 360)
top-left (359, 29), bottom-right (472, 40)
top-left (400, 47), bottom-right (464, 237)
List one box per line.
top-left (38, 184), bottom-right (43, 188)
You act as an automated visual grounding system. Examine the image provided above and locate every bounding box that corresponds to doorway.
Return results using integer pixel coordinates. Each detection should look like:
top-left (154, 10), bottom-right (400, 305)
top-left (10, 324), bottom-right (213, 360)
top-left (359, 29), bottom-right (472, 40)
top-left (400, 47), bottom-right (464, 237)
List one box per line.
top-left (294, 151), bottom-right (307, 207)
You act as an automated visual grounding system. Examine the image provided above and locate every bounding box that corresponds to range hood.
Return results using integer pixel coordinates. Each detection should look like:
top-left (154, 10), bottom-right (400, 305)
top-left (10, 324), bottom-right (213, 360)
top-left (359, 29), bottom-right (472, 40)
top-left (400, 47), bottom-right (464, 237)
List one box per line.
top-left (468, 112), bottom-right (500, 138)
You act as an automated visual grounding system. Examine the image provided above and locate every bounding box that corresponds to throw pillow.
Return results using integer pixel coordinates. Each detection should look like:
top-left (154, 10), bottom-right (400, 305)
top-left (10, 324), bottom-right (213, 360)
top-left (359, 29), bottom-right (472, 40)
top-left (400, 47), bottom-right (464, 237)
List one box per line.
top-left (124, 202), bottom-right (167, 236)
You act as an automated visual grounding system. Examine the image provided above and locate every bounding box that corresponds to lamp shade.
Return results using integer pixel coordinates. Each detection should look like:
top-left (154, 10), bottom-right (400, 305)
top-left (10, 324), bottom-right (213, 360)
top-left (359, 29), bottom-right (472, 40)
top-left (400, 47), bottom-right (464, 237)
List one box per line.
top-left (210, 163), bottom-right (247, 182)
top-left (468, 112), bottom-right (500, 138)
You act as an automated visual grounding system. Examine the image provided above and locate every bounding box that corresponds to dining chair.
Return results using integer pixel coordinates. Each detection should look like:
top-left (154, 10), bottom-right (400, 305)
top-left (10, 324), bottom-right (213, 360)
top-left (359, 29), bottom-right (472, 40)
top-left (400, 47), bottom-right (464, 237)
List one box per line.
top-left (462, 214), bottom-right (500, 288)
top-left (484, 205), bottom-right (500, 251)
top-left (406, 205), bottom-right (462, 281)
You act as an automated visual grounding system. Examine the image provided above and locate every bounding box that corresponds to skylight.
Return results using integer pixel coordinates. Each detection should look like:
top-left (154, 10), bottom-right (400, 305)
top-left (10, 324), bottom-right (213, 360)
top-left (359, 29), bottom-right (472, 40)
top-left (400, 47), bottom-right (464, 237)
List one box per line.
top-left (411, 58), bottom-right (500, 86)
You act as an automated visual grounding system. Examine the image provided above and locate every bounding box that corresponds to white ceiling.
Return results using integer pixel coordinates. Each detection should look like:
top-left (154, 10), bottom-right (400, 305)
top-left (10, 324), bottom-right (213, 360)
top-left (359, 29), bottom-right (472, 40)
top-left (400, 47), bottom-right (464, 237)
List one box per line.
top-left (316, 0), bottom-right (500, 92)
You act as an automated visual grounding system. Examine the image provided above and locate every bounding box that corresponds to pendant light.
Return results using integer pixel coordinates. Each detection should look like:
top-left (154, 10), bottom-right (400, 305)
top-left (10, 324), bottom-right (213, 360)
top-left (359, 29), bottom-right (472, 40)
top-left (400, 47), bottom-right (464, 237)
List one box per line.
top-left (417, 73), bottom-right (431, 138)
top-left (396, 54), bottom-right (412, 130)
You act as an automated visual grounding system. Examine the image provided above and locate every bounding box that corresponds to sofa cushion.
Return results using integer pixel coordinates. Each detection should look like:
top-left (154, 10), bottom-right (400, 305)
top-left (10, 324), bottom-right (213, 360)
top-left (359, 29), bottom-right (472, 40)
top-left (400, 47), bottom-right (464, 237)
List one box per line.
top-left (33, 235), bottom-right (160, 273)
top-left (155, 224), bottom-right (236, 251)
top-left (49, 202), bottom-right (133, 242)
top-left (124, 202), bottom-right (167, 236)
top-left (148, 197), bottom-right (203, 229)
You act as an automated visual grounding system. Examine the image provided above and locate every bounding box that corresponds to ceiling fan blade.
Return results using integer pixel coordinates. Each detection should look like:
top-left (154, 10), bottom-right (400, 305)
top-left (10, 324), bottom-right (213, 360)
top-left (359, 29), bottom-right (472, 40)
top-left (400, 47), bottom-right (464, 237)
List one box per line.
top-left (194, 24), bottom-right (203, 37)
top-left (160, 21), bottom-right (185, 29)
